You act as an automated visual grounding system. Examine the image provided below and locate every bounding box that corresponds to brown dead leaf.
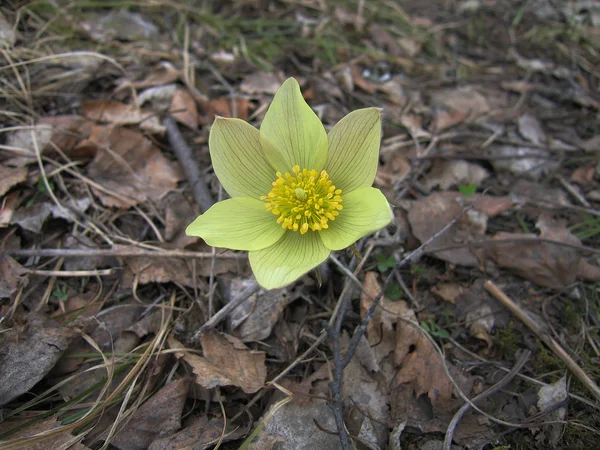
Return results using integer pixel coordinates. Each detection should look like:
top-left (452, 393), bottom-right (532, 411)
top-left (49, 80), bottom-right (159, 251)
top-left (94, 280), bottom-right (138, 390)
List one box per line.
top-left (149, 414), bottom-right (244, 450)
top-left (0, 254), bottom-right (28, 298)
top-left (122, 255), bottom-right (194, 286)
top-left (163, 192), bottom-right (199, 247)
top-left (431, 282), bottom-right (465, 303)
top-left (431, 86), bottom-right (492, 131)
top-left (201, 96), bottom-right (252, 122)
top-left (111, 378), bottom-right (190, 450)
top-left (87, 126), bottom-right (182, 207)
top-left (116, 62), bottom-right (181, 91)
top-left (42, 115), bottom-right (96, 158)
top-left (0, 166), bottom-right (28, 197)
top-left (425, 160), bottom-right (489, 191)
top-left (169, 88), bottom-right (198, 129)
top-left (361, 272), bottom-right (413, 364)
top-left (407, 192), bottom-right (483, 266)
top-left (82, 100), bottom-right (164, 134)
top-left (0, 313), bottom-right (71, 406)
top-left (171, 330), bottom-right (266, 393)
top-left (392, 308), bottom-right (473, 415)
top-left (485, 216), bottom-right (600, 288)
top-left (570, 165), bottom-right (596, 185)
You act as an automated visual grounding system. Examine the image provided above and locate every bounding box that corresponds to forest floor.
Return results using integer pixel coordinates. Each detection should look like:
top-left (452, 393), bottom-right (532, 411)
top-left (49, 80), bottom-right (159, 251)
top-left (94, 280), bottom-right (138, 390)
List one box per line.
top-left (1, 1), bottom-right (600, 449)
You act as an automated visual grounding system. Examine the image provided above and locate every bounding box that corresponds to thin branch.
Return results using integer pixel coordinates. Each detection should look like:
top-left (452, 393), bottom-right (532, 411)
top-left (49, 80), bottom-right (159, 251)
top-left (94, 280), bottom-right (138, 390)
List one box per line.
top-left (2, 248), bottom-right (244, 259)
top-left (164, 117), bottom-right (214, 213)
top-left (484, 280), bottom-right (600, 403)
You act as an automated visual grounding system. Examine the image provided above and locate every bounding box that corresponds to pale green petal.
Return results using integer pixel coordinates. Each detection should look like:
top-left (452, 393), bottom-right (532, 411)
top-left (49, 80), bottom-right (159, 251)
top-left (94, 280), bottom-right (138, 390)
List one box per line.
top-left (249, 231), bottom-right (330, 289)
top-left (324, 108), bottom-right (382, 193)
top-left (260, 78), bottom-right (328, 172)
top-left (319, 187), bottom-right (392, 251)
top-left (186, 198), bottom-right (285, 251)
top-left (210, 117), bottom-right (276, 199)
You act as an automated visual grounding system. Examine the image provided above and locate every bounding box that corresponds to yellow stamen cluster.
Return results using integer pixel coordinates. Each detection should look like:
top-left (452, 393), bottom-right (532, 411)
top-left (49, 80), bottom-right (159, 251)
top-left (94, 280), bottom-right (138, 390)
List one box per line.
top-left (261, 165), bottom-right (343, 234)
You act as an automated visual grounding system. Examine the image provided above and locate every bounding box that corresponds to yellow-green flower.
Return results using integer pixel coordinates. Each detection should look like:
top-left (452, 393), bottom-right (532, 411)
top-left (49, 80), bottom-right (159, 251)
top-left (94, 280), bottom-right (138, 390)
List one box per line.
top-left (186, 78), bottom-right (392, 289)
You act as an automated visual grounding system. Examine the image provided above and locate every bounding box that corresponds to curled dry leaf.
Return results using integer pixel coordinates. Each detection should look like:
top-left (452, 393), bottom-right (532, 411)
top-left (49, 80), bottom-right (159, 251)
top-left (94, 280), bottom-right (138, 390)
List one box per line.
top-left (86, 126), bottom-right (182, 208)
top-left (170, 330), bottom-right (266, 393)
top-left (111, 378), bottom-right (190, 450)
top-left (0, 313), bottom-right (71, 406)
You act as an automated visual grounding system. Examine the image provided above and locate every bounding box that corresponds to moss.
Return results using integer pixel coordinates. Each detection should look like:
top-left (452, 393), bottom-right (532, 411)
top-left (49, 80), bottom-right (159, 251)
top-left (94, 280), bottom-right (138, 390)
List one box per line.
top-left (493, 322), bottom-right (521, 359)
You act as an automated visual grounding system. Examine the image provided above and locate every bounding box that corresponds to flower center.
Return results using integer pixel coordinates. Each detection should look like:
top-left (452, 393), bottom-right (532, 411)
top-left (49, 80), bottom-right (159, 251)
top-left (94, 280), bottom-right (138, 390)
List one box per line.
top-left (261, 165), bottom-right (343, 234)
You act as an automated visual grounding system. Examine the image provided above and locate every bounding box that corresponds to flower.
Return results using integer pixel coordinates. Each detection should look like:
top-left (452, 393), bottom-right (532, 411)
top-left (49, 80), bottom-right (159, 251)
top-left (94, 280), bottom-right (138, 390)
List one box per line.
top-left (186, 78), bottom-right (392, 289)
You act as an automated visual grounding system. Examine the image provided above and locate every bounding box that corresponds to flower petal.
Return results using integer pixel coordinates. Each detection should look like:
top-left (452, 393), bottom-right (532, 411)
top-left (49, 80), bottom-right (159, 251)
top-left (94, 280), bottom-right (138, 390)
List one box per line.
top-left (319, 187), bottom-right (392, 251)
top-left (210, 117), bottom-right (276, 199)
top-left (249, 231), bottom-right (330, 289)
top-left (324, 108), bottom-right (382, 193)
top-left (260, 78), bottom-right (328, 172)
top-left (186, 197), bottom-right (285, 251)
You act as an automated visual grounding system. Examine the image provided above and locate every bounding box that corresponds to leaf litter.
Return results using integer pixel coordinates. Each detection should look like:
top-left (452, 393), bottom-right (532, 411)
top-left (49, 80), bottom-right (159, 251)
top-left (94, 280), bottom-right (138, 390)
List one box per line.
top-left (1, 1), bottom-right (600, 449)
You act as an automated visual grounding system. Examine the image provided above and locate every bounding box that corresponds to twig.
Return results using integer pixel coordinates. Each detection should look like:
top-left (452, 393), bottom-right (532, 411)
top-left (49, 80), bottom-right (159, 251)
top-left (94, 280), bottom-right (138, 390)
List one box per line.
top-left (484, 280), bottom-right (600, 402)
top-left (24, 268), bottom-right (116, 277)
top-left (164, 117), bottom-right (214, 212)
top-left (196, 281), bottom-right (260, 333)
top-left (443, 349), bottom-right (532, 450)
top-left (3, 248), bottom-right (244, 259)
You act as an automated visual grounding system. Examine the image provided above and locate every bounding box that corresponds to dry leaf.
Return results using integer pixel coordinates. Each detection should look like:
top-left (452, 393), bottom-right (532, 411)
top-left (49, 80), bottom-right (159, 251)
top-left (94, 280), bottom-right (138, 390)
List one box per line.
top-left (0, 254), bottom-right (28, 298)
top-left (425, 160), bottom-right (489, 191)
top-left (485, 216), bottom-right (600, 288)
top-left (0, 166), bottom-right (28, 197)
top-left (407, 192), bottom-right (484, 266)
top-left (87, 126), bottom-right (182, 207)
top-left (518, 113), bottom-right (546, 145)
top-left (169, 88), bottom-right (198, 129)
top-left (361, 272), bottom-right (413, 364)
top-left (0, 191), bottom-right (19, 227)
top-left (42, 115), bottom-right (96, 158)
top-left (111, 378), bottom-right (190, 450)
top-left (0, 313), bottom-right (71, 406)
top-left (171, 331), bottom-right (266, 393)
top-left (149, 415), bottom-right (244, 450)
top-left (229, 279), bottom-right (289, 342)
top-left (247, 399), bottom-right (339, 450)
top-left (240, 72), bottom-right (285, 95)
top-left (431, 282), bottom-right (465, 303)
